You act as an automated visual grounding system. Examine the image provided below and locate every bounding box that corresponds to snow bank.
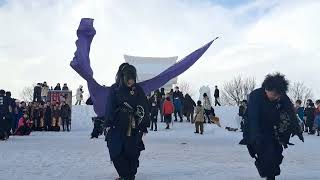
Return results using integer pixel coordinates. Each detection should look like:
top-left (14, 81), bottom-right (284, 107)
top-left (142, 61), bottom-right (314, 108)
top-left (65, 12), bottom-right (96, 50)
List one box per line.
top-left (71, 105), bottom-right (241, 131)
top-left (214, 106), bottom-right (240, 128)
top-left (71, 105), bottom-right (96, 131)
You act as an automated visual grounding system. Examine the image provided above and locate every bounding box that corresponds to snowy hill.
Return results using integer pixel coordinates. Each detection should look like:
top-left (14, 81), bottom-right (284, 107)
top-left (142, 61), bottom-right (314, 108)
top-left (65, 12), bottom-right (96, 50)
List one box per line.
top-left (0, 106), bottom-right (319, 180)
top-left (71, 105), bottom-right (241, 131)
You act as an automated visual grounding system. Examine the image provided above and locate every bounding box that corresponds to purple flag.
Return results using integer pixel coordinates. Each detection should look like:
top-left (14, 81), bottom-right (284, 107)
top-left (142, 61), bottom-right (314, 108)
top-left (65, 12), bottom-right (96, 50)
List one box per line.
top-left (71, 18), bottom-right (216, 117)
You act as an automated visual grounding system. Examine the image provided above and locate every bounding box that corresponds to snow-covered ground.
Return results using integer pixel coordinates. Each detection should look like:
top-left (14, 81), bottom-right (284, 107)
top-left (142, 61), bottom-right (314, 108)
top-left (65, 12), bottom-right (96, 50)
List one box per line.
top-left (0, 106), bottom-right (319, 180)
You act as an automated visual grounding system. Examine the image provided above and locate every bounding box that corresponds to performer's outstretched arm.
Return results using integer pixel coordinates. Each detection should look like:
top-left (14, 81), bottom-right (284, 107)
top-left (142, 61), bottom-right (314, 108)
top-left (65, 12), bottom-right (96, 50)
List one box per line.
top-left (139, 37), bottom-right (217, 95)
top-left (70, 18), bottom-right (109, 117)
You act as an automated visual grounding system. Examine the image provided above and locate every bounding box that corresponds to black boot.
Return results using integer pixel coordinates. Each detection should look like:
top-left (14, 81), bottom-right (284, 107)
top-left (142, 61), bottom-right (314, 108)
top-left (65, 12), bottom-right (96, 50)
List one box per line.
top-left (266, 176), bottom-right (275, 180)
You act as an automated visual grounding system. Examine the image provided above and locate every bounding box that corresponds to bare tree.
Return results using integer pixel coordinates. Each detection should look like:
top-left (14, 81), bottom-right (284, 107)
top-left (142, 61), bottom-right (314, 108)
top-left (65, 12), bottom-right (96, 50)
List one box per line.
top-left (221, 76), bottom-right (256, 106)
top-left (20, 85), bottom-right (35, 102)
top-left (289, 82), bottom-right (313, 105)
top-left (177, 81), bottom-right (195, 97)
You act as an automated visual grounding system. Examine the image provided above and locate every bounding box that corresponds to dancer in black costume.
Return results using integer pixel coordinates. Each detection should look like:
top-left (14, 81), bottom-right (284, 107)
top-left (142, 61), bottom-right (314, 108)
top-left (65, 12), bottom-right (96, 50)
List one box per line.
top-left (240, 73), bottom-right (304, 180)
top-left (105, 63), bottom-right (150, 180)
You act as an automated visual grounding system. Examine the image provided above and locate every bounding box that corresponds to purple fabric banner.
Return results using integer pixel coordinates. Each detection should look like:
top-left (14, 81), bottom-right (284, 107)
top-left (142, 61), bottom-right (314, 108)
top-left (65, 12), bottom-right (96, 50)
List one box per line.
top-left (71, 18), bottom-right (216, 117)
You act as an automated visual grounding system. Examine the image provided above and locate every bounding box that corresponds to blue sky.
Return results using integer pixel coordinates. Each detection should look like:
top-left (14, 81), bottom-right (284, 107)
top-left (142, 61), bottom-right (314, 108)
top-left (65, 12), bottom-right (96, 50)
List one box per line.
top-left (0, 0), bottom-right (6, 6)
top-left (207, 0), bottom-right (251, 8)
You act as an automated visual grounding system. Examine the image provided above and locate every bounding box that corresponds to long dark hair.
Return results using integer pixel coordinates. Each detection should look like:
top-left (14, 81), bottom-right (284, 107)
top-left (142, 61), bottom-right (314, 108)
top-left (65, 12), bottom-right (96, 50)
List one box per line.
top-left (115, 63), bottom-right (137, 87)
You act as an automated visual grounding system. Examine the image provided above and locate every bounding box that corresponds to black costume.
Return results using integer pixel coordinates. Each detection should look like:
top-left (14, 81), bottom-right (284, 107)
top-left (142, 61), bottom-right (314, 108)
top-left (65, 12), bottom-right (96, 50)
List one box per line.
top-left (105, 64), bottom-right (150, 180)
top-left (240, 88), bottom-right (303, 178)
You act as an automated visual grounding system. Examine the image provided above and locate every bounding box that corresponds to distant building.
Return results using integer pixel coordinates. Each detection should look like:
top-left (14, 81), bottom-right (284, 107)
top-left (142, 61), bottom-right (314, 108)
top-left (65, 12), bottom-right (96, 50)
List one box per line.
top-left (124, 55), bottom-right (178, 90)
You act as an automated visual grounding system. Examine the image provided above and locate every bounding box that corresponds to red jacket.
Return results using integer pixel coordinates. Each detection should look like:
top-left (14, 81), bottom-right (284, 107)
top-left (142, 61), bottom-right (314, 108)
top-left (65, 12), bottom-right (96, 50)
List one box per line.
top-left (162, 100), bottom-right (174, 115)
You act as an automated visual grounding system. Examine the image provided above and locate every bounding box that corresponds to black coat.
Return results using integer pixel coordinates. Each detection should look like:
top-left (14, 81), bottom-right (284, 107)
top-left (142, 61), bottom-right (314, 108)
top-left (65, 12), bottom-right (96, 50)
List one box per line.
top-left (173, 91), bottom-right (184, 100)
top-left (44, 106), bottom-right (52, 123)
top-left (304, 106), bottom-right (315, 128)
top-left (183, 95), bottom-right (196, 114)
top-left (33, 86), bottom-right (42, 100)
top-left (242, 88), bottom-right (302, 146)
top-left (105, 84), bottom-right (150, 160)
top-left (149, 97), bottom-right (159, 117)
top-left (54, 86), bottom-right (61, 90)
top-left (214, 89), bottom-right (220, 98)
top-left (60, 104), bottom-right (71, 119)
top-left (0, 95), bottom-right (10, 117)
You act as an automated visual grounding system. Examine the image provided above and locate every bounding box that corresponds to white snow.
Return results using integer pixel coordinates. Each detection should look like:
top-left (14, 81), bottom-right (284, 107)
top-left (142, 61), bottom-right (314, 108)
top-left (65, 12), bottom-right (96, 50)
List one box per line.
top-left (0, 105), bottom-right (319, 180)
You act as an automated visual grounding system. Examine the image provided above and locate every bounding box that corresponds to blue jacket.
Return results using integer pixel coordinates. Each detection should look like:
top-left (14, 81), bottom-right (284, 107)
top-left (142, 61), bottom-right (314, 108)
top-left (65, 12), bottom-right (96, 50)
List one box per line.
top-left (173, 98), bottom-right (182, 110)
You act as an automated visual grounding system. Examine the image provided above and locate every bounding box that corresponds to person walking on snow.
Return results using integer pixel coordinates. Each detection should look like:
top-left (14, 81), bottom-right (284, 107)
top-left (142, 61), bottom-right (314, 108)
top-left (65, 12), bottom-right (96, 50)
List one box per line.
top-left (75, 85), bottom-right (84, 105)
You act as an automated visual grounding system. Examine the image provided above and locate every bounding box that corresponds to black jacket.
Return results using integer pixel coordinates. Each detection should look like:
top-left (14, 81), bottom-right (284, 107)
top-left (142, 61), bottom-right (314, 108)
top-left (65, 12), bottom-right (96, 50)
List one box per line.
top-left (44, 106), bottom-right (52, 121)
top-left (60, 104), bottom-right (71, 119)
top-left (214, 89), bottom-right (220, 98)
top-left (149, 96), bottom-right (159, 116)
top-left (105, 83), bottom-right (150, 160)
top-left (183, 94), bottom-right (196, 113)
top-left (242, 88), bottom-right (302, 146)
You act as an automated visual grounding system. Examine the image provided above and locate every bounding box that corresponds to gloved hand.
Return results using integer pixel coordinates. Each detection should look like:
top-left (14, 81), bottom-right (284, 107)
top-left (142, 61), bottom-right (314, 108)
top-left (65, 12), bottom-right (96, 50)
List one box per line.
top-left (291, 133), bottom-right (304, 142)
top-left (247, 139), bottom-right (263, 158)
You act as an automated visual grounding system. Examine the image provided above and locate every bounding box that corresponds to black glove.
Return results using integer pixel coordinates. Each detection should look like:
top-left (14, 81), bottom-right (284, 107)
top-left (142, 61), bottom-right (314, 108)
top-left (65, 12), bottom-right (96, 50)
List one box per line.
top-left (291, 133), bottom-right (304, 142)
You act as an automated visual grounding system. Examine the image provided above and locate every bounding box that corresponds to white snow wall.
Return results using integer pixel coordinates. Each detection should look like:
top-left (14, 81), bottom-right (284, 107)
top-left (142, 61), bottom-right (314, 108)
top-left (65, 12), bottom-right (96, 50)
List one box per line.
top-left (71, 105), bottom-right (240, 131)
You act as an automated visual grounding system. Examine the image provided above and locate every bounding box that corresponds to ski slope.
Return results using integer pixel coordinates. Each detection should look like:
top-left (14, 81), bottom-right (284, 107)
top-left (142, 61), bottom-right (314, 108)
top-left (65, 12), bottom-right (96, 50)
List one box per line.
top-left (0, 106), bottom-right (319, 180)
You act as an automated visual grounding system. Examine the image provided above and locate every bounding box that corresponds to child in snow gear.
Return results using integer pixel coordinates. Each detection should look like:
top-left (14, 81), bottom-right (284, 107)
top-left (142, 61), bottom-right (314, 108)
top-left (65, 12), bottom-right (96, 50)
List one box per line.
top-left (240, 73), bottom-right (304, 179)
top-left (104, 63), bottom-right (150, 180)
top-left (162, 95), bottom-right (174, 129)
top-left (194, 100), bottom-right (205, 134)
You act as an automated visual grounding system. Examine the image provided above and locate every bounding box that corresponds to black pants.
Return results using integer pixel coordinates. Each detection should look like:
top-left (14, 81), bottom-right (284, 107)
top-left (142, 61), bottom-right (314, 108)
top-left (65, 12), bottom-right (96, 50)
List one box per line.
top-left (215, 98), bottom-right (221, 106)
top-left (150, 121), bottom-right (157, 131)
top-left (0, 116), bottom-right (8, 140)
top-left (253, 140), bottom-right (283, 178)
top-left (186, 111), bottom-right (194, 122)
top-left (150, 114), bottom-right (157, 130)
top-left (62, 118), bottom-right (70, 131)
top-left (204, 109), bottom-right (211, 123)
top-left (113, 137), bottom-right (140, 180)
top-left (174, 109), bottom-right (183, 122)
top-left (195, 122), bottom-right (204, 133)
top-left (15, 125), bottom-right (32, 135)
